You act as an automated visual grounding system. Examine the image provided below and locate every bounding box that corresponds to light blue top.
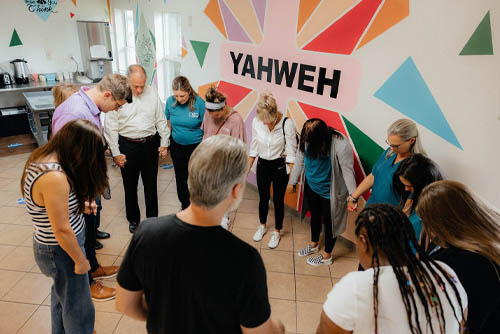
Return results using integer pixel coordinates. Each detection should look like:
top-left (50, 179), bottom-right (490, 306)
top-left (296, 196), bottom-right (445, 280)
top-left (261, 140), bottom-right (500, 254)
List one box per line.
top-left (165, 96), bottom-right (205, 145)
top-left (365, 148), bottom-right (401, 207)
top-left (304, 152), bottom-right (332, 199)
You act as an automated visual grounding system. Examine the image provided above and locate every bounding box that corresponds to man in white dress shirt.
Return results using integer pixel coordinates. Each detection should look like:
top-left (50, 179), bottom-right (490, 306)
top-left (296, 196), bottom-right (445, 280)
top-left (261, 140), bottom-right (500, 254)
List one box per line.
top-left (104, 65), bottom-right (170, 233)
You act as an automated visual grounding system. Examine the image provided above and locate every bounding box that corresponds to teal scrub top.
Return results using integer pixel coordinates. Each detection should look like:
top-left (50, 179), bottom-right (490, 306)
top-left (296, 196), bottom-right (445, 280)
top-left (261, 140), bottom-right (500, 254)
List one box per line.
top-left (409, 211), bottom-right (422, 254)
top-left (304, 152), bottom-right (331, 199)
top-left (165, 96), bottom-right (205, 146)
top-left (365, 148), bottom-right (402, 207)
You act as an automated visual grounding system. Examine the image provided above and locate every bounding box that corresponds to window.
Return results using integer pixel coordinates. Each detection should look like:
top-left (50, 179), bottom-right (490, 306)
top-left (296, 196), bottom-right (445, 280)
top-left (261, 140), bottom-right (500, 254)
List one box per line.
top-left (112, 9), bottom-right (136, 75)
top-left (155, 12), bottom-right (182, 101)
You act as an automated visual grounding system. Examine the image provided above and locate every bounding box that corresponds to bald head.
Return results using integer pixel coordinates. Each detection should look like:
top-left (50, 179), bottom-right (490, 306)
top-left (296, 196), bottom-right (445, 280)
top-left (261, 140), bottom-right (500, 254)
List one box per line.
top-left (127, 64), bottom-right (147, 78)
top-left (127, 65), bottom-right (147, 97)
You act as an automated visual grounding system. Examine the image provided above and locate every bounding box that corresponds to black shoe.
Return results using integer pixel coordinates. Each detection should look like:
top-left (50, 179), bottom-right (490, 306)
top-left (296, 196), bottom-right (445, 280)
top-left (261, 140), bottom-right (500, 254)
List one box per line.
top-left (129, 222), bottom-right (138, 233)
top-left (95, 240), bottom-right (103, 250)
top-left (96, 230), bottom-right (110, 239)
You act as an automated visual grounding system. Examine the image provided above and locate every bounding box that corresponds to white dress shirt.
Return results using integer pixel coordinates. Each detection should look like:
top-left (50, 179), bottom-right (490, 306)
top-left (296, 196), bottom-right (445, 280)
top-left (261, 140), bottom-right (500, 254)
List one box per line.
top-left (249, 115), bottom-right (297, 163)
top-left (104, 86), bottom-right (170, 157)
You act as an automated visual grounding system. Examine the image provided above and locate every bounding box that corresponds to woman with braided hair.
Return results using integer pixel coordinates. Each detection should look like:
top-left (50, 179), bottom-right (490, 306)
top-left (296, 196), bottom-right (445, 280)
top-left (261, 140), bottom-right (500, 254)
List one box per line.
top-left (317, 204), bottom-right (467, 334)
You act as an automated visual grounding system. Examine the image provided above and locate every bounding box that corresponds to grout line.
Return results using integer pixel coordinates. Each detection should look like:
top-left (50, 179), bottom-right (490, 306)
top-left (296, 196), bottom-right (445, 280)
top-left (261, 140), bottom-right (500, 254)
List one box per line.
top-left (15, 303), bottom-right (42, 334)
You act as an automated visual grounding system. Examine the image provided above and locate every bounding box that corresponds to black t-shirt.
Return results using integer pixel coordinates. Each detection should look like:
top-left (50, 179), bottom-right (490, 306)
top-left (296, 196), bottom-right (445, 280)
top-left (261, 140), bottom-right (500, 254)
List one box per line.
top-left (432, 247), bottom-right (500, 334)
top-left (117, 214), bottom-right (271, 334)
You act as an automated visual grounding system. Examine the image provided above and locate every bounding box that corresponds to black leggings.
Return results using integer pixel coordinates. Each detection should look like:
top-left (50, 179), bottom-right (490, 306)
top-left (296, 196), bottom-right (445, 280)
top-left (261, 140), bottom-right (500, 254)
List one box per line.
top-left (169, 138), bottom-right (199, 210)
top-left (256, 158), bottom-right (288, 230)
top-left (304, 180), bottom-right (337, 253)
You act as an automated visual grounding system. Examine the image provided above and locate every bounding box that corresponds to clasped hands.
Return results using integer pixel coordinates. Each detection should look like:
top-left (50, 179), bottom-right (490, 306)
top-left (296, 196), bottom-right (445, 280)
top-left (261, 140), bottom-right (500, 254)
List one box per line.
top-left (113, 146), bottom-right (168, 168)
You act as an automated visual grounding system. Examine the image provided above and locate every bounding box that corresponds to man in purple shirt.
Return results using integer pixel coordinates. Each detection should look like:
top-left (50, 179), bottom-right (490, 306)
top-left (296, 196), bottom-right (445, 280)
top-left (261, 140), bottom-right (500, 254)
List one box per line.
top-left (52, 73), bottom-right (132, 302)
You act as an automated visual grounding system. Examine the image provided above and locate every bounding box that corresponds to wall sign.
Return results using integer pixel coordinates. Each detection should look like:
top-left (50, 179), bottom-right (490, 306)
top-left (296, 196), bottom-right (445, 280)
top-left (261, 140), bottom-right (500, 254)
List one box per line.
top-left (24, 0), bottom-right (59, 22)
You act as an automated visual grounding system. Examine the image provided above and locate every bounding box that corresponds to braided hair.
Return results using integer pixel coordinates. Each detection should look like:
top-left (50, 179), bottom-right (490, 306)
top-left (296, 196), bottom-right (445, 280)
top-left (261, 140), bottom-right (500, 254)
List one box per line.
top-left (355, 204), bottom-right (465, 334)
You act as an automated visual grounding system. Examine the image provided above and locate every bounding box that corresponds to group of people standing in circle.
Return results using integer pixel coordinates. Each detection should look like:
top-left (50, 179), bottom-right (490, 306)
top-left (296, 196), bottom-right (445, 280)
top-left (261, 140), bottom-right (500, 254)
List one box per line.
top-left (21, 70), bottom-right (499, 334)
top-left (162, 75), bottom-right (500, 333)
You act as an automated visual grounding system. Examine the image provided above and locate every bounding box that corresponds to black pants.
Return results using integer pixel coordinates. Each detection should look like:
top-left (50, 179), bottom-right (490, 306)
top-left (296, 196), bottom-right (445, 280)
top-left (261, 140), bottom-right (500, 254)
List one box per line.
top-left (304, 180), bottom-right (337, 253)
top-left (256, 158), bottom-right (288, 230)
top-left (84, 209), bottom-right (99, 284)
top-left (169, 138), bottom-right (199, 210)
top-left (118, 134), bottom-right (160, 224)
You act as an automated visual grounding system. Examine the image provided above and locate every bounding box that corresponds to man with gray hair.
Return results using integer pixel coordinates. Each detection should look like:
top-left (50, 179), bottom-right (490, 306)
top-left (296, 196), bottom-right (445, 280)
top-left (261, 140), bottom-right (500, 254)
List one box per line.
top-left (104, 65), bottom-right (170, 233)
top-left (115, 135), bottom-right (285, 334)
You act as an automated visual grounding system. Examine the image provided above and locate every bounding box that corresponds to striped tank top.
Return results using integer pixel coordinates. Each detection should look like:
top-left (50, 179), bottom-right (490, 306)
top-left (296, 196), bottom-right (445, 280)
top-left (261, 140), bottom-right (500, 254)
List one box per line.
top-left (23, 162), bottom-right (85, 245)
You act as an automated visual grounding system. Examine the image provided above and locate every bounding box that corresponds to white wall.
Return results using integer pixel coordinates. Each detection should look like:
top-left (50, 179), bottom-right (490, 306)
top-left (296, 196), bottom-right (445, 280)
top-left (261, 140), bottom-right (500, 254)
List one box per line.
top-left (0, 0), bottom-right (108, 76)
top-left (350, 0), bottom-right (500, 207)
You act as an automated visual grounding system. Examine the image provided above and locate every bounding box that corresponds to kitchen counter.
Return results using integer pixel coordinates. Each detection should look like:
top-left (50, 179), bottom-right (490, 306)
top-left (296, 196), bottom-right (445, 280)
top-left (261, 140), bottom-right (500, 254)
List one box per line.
top-left (0, 79), bottom-right (92, 93)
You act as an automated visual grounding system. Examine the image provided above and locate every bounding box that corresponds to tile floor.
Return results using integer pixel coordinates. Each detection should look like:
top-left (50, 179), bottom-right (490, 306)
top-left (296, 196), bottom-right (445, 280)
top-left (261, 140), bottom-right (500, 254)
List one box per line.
top-left (0, 152), bottom-right (359, 334)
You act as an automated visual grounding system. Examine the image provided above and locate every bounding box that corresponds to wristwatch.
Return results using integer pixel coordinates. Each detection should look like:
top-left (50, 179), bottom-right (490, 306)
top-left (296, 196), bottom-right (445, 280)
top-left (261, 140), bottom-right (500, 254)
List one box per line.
top-left (348, 195), bottom-right (358, 203)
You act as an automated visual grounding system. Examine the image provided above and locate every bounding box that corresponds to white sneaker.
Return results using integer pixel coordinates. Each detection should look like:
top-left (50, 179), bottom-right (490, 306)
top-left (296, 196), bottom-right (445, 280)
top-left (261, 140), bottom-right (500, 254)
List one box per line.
top-left (220, 217), bottom-right (231, 230)
top-left (268, 231), bottom-right (281, 249)
top-left (253, 225), bottom-right (267, 241)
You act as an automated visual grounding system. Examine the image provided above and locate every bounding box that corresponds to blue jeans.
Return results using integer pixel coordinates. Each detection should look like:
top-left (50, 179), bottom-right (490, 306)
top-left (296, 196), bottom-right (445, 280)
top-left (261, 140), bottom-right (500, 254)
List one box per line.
top-left (33, 230), bottom-right (95, 334)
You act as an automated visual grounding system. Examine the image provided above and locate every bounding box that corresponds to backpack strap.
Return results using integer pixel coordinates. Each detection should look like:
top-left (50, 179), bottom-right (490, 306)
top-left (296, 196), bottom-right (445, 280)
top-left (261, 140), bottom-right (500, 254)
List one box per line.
top-left (282, 116), bottom-right (288, 145)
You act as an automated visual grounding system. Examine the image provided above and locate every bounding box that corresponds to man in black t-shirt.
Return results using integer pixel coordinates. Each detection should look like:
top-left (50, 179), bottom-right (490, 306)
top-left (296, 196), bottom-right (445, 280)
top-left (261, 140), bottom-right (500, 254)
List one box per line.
top-left (115, 135), bottom-right (285, 334)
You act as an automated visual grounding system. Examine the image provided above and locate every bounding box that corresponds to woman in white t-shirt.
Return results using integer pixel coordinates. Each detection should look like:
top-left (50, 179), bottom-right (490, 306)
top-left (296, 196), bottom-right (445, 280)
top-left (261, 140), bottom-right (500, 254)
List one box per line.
top-left (318, 204), bottom-right (468, 334)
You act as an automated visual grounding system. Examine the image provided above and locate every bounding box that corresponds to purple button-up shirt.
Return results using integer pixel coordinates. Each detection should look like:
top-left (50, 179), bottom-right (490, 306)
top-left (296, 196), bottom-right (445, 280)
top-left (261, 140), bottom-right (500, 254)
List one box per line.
top-left (52, 87), bottom-right (102, 134)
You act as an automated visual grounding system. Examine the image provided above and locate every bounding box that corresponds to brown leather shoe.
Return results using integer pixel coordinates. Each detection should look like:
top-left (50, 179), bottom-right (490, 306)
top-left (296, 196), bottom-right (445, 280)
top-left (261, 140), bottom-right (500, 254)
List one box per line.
top-left (90, 280), bottom-right (115, 302)
top-left (91, 265), bottom-right (119, 280)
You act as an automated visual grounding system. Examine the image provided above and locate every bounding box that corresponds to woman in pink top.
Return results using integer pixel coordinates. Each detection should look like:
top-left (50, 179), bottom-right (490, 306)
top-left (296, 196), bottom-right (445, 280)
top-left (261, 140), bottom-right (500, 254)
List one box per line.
top-left (201, 86), bottom-right (246, 229)
top-left (201, 86), bottom-right (246, 143)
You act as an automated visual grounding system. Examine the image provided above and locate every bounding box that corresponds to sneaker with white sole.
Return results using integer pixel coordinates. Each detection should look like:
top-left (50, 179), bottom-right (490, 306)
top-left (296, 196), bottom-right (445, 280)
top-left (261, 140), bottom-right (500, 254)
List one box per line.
top-left (306, 254), bottom-right (333, 266)
top-left (220, 217), bottom-right (231, 230)
top-left (253, 225), bottom-right (267, 241)
top-left (268, 231), bottom-right (281, 249)
top-left (297, 244), bottom-right (319, 257)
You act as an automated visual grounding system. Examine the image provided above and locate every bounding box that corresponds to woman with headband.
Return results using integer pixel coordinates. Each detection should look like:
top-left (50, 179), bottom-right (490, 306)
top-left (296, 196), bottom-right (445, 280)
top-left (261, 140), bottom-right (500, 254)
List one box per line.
top-left (201, 86), bottom-right (246, 229)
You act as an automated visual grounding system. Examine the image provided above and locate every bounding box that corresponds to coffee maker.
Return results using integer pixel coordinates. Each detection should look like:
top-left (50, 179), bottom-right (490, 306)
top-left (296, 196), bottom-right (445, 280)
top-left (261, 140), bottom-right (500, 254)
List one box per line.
top-left (10, 59), bottom-right (30, 84)
top-left (0, 72), bottom-right (12, 87)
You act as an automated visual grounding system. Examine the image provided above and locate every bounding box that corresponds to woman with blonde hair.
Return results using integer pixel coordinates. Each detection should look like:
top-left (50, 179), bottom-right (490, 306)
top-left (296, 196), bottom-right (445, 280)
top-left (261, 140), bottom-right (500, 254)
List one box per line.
top-left (347, 119), bottom-right (425, 211)
top-left (53, 83), bottom-right (79, 108)
top-left (49, 83), bottom-right (79, 139)
top-left (248, 92), bottom-right (297, 248)
top-left (417, 180), bottom-right (500, 333)
top-left (165, 76), bottom-right (206, 209)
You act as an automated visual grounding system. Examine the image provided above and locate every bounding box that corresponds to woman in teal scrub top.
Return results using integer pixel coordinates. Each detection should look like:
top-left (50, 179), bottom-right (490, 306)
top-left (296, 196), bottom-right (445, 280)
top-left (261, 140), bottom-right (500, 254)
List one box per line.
top-left (347, 119), bottom-right (426, 211)
top-left (393, 154), bottom-right (444, 246)
top-left (165, 76), bottom-right (206, 209)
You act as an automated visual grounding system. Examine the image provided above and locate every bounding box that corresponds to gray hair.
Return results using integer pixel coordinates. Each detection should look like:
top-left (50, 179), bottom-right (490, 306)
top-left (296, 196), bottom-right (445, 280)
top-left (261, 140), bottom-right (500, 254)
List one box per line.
top-left (386, 119), bottom-right (426, 158)
top-left (188, 135), bottom-right (248, 209)
top-left (127, 64), bottom-right (147, 78)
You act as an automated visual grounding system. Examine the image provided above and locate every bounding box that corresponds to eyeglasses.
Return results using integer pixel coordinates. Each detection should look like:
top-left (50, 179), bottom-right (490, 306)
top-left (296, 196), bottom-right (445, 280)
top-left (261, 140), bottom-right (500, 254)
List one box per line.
top-left (385, 139), bottom-right (410, 149)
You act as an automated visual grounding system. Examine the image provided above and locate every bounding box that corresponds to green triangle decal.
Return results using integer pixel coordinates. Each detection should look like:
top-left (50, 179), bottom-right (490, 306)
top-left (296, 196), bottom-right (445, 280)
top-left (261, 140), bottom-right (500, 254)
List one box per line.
top-left (9, 29), bottom-right (22, 47)
top-left (342, 116), bottom-right (384, 176)
top-left (190, 40), bottom-right (209, 67)
top-left (460, 11), bottom-right (493, 55)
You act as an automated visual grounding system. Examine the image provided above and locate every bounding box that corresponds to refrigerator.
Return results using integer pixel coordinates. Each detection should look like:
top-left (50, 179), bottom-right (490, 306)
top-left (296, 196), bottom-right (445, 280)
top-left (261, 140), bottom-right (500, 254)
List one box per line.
top-left (77, 21), bottom-right (114, 81)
